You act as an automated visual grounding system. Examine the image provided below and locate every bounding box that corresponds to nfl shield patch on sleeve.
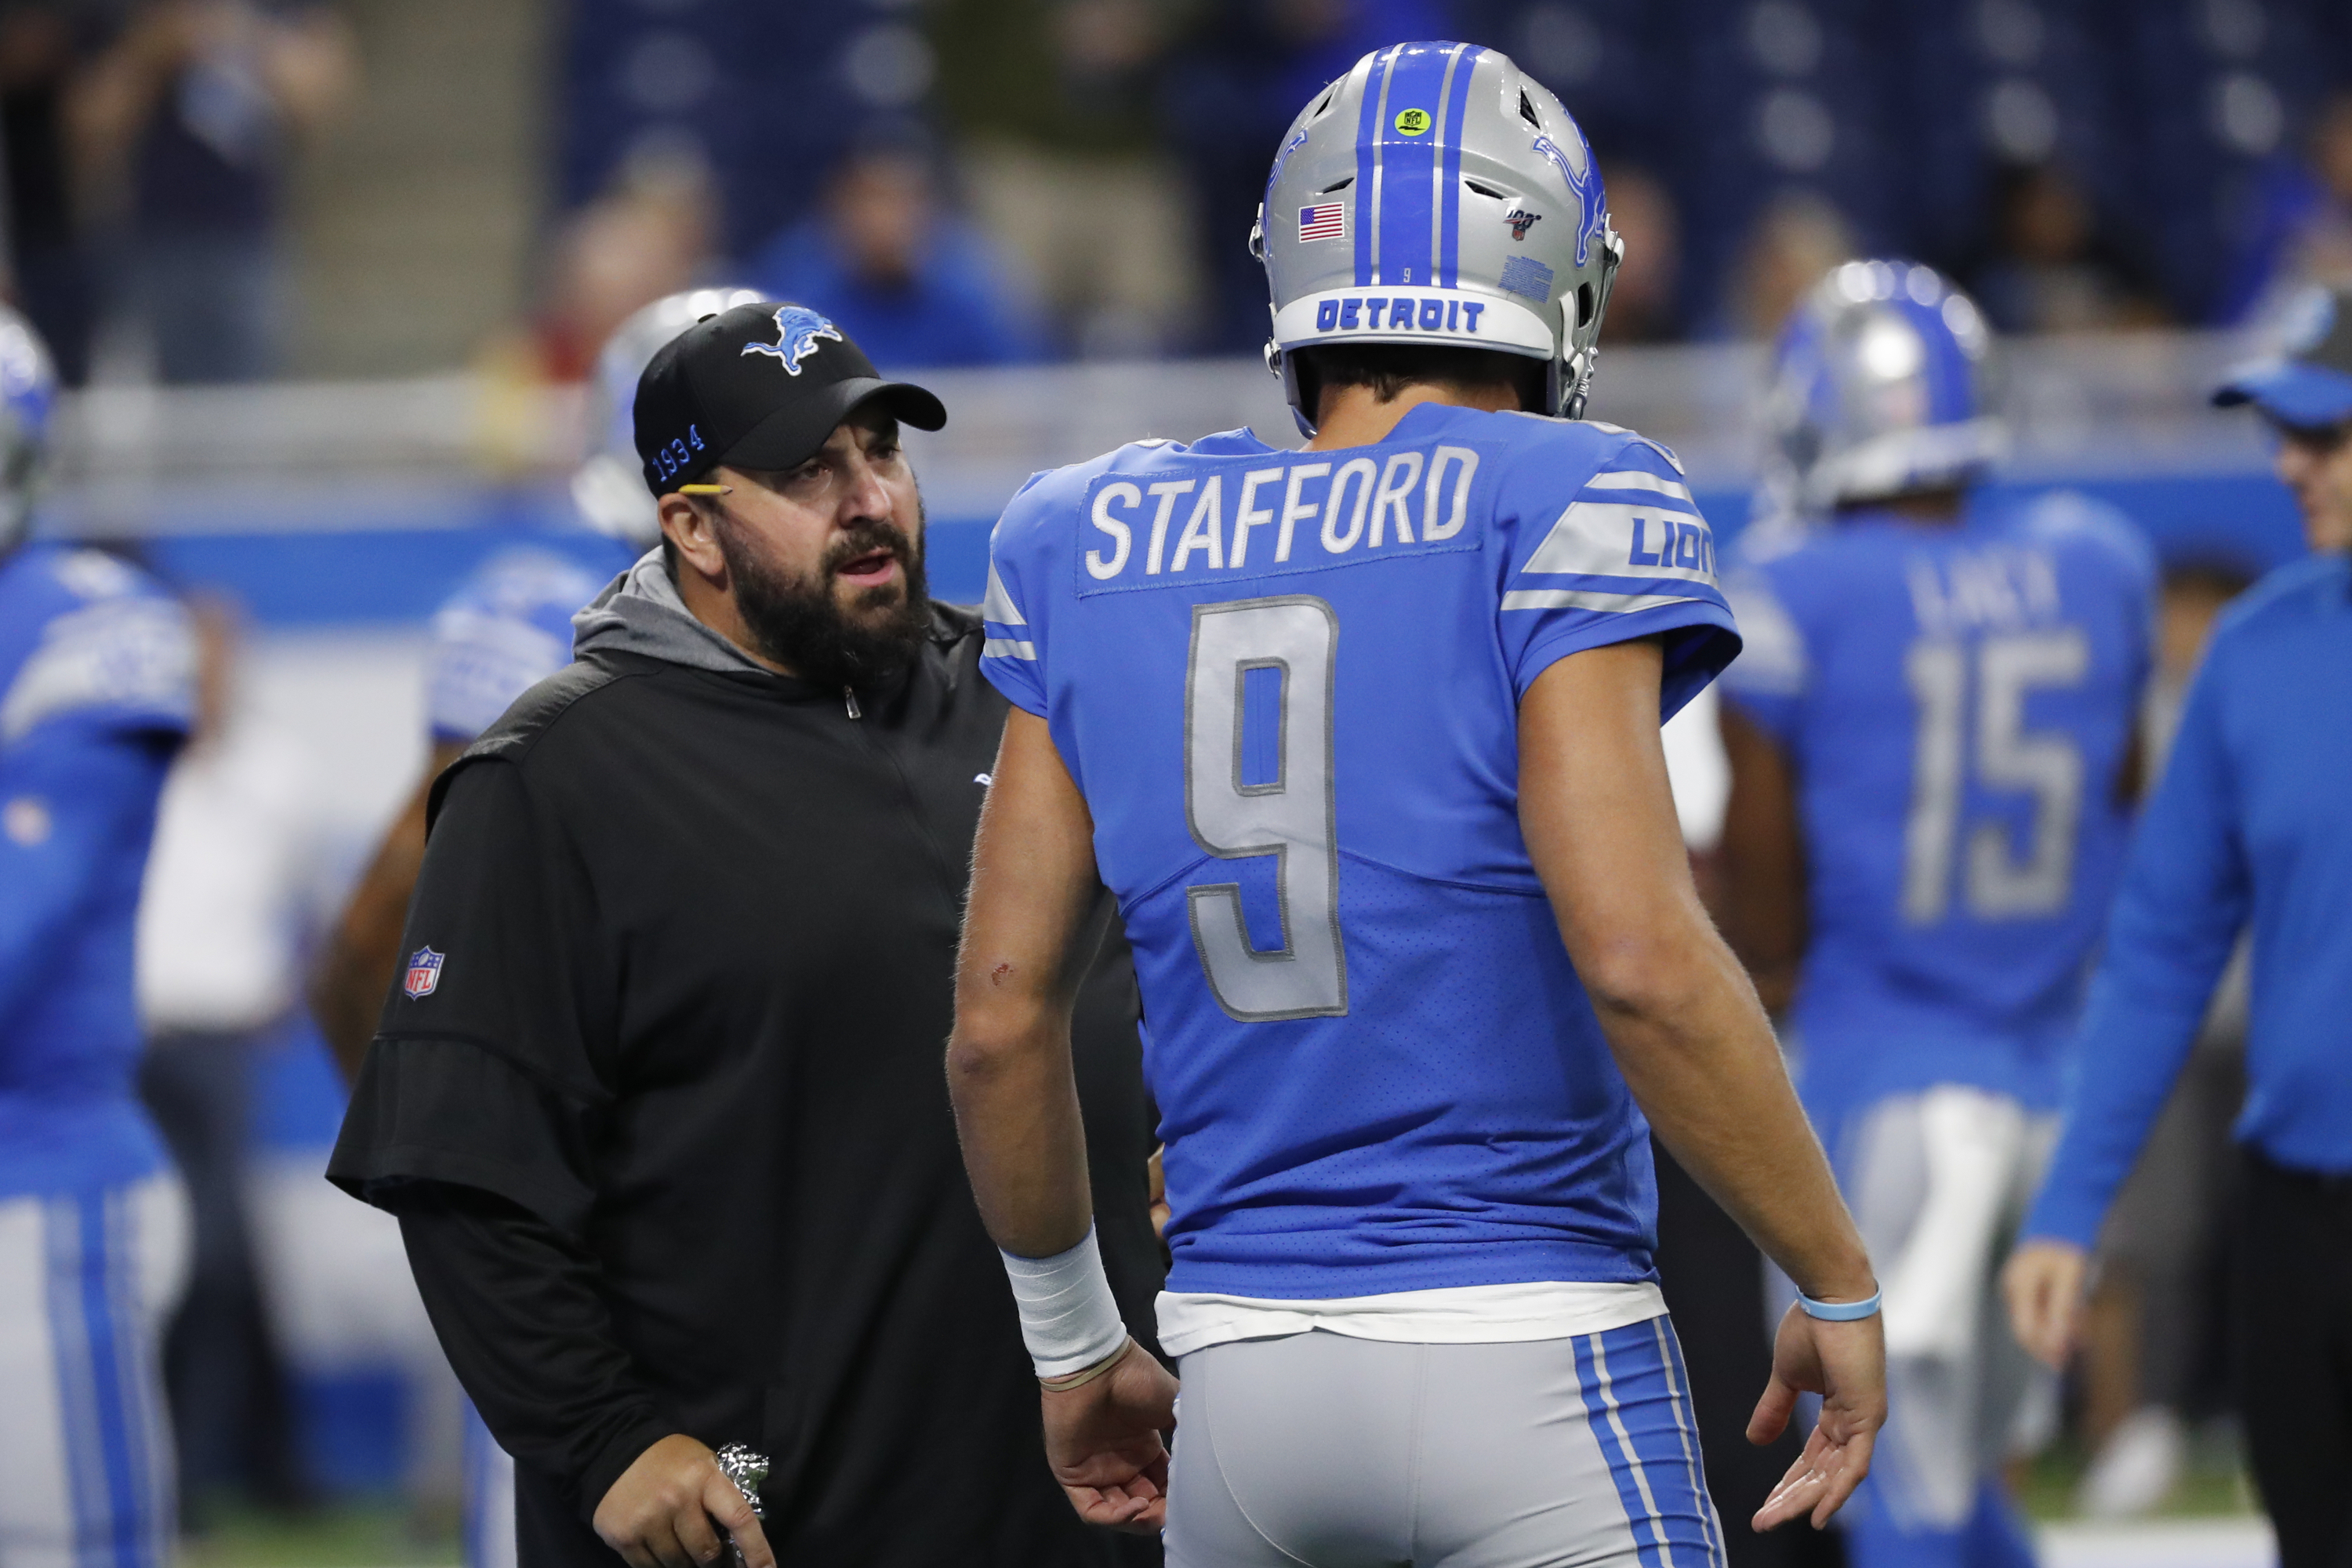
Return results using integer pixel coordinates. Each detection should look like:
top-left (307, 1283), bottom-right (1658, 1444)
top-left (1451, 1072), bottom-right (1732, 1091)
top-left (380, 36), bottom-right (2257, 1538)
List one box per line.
top-left (404, 947), bottom-right (445, 999)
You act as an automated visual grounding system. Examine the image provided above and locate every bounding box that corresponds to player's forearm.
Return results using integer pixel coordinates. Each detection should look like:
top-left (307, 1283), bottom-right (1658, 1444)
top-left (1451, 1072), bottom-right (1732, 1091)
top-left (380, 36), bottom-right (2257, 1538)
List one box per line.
top-left (310, 808), bottom-right (426, 1076)
top-left (1712, 702), bottom-right (1808, 1013)
top-left (1593, 938), bottom-right (1872, 1299)
top-left (947, 994), bottom-right (1096, 1258)
top-left (949, 711), bottom-right (1112, 1259)
top-left (312, 752), bottom-right (456, 1081)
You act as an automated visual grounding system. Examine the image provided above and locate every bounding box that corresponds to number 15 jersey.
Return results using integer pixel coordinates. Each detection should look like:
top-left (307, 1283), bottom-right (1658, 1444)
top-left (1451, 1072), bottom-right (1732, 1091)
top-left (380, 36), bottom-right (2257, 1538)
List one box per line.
top-left (1718, 495), bottom-right (2154, 1127)
top-left (980, 402), bottom-right (1740, 1301)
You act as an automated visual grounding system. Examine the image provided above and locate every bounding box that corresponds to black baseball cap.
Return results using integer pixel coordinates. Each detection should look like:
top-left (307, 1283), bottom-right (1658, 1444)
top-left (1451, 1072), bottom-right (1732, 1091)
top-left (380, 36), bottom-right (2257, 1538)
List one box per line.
top-left (633, 301), bottom-right (946, 495)
top-left (2214, 285), bottom-right (2352, 430)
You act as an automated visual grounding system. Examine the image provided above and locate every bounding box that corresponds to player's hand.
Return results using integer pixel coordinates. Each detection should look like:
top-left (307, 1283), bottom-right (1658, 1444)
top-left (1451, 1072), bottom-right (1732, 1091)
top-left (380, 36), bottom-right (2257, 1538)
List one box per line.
top-left (1041, 1339), bottom-right (1178, 1534)
top-left (592, 1434), bottom-right (773, 1568)
top-left (1747, 1302), bottom-right (1885, 1532)
top-left (2002, 1239), bottom-right (2090, 1370)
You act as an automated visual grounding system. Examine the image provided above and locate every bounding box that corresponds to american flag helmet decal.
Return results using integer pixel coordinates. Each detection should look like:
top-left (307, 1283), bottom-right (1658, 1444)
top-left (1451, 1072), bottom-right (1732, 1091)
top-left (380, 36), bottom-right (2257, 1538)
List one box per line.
top-left (1298, 202), bottom-right (1346, 242)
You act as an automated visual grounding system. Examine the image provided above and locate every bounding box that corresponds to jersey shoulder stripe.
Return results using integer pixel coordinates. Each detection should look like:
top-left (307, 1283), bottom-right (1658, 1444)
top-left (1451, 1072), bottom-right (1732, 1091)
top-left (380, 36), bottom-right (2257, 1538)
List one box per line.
top-left (1508, 432), bottom-right (1724, 612)
top-left (981, 564), bottom-right (1036, 661)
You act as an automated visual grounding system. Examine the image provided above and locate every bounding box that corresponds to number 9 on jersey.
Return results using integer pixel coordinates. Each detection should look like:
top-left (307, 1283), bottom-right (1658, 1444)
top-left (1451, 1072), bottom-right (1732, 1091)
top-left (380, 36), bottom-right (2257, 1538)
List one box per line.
top-left (1184, 597), bottom-right (1351, 1021)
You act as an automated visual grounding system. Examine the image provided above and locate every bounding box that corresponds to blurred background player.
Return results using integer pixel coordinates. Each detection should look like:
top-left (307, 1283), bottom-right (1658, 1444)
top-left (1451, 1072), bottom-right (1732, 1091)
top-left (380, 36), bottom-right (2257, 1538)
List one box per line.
top-left (0, 305), bottom-right (200, 1568)
top-left (2006, 284), bottom-right (2352, 1568)
top-left (307, 283), bottom-right (759, 1568)
top-left (1712, 262), bottom-right (2156, 1568)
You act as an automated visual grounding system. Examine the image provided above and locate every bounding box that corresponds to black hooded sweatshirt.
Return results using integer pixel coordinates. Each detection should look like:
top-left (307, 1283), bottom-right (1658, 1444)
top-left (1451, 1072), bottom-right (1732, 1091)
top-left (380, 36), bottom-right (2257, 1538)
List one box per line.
top-left (328, 557), bottom-right (1163, 1567)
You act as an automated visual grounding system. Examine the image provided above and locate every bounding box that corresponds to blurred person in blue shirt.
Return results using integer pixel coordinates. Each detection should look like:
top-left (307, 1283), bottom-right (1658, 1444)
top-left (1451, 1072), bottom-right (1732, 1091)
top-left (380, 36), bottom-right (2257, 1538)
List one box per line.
top-left (1715, 262), bottom-right (2155, 1568)
top-left (747, 133), bottom-right (1040, 371)
top-left (0, 304), bottom-right (201, 1567)
top-left (2217, 95), bottom-right (2352, 327)
top-left (2007, 284), bottom-right (2352, 1568)
top-left (306, 285), bottom-right (757, 1568)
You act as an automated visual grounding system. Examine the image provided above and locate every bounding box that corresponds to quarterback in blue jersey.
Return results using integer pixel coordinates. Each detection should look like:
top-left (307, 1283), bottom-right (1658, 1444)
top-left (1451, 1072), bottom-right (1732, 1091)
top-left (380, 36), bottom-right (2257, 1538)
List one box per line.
top-left (948, 44), bottom-right (1886, 1568)
top-left (0, 307), bottom-right (200, 1568)
top-left (307, 287), bottom-right (757, 1568)
top-left (1714, 263), bottom-right (2154, 1568)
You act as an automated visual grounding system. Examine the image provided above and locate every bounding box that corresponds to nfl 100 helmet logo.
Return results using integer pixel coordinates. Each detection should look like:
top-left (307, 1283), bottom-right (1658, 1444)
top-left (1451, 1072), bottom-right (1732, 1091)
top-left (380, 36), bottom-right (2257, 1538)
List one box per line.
top-left (404, 946), bottom-right (445, 999)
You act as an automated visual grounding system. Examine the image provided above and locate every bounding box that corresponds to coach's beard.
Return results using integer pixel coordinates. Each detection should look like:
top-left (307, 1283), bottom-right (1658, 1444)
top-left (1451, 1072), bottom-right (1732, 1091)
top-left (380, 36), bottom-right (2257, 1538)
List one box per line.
top-left (717, 503), bottom-right (931, 693)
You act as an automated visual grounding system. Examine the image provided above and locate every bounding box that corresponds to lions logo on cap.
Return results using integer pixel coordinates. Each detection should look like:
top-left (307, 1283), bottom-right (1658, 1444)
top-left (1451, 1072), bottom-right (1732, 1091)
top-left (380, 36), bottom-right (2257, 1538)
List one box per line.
top-left (742, 306), bottom-right (844, 375)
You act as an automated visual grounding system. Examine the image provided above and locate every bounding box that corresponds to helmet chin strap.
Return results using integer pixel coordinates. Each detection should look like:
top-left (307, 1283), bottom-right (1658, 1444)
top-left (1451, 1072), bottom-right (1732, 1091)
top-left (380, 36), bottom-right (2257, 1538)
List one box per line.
top-left (1269, 342), bottom-right (1320, 439)
top-left (1558, 228), bottom-right (1625, 420)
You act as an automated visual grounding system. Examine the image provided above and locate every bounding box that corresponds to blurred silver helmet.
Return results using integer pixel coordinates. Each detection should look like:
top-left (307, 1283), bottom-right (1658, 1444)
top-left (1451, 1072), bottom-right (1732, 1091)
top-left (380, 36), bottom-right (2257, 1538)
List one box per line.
top-left (1762, 260), bottom-right (2002, 519)
top-left (0, 306), bottom-right (57, 556)
top-left (1256, 41), bottom-right (1623, 430)
top-left (572, 285), bottom-right (765, 546)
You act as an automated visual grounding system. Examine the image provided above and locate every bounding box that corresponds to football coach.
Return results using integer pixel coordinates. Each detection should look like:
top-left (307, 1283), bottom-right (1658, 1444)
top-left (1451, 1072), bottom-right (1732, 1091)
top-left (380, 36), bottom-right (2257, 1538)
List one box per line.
top-left (2005, 285), bottom-right (2352, 1568)
top-left (328, 303), bottom-right (1164, 1568)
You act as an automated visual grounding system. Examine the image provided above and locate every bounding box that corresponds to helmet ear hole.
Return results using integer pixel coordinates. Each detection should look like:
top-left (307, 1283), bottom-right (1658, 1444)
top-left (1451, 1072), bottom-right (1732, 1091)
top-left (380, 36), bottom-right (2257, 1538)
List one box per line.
top-left (1576, 283), bottom-right (1596, 329)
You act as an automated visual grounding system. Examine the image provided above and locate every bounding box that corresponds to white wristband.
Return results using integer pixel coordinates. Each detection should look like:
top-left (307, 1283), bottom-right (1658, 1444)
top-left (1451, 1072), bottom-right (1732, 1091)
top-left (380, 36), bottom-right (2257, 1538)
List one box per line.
top-left (1000, 1225), bottom-right (1128, 1380)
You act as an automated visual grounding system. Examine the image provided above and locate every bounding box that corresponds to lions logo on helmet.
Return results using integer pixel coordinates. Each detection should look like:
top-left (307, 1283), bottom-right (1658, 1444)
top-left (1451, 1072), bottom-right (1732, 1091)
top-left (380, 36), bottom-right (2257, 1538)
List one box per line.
top-left (1762, 260), bottom-right (2003, 521)
top-left (1256, 41), bottom-right (1624, 431)
top-left (1527, 133), bottom-right (1605, 267)
top-left (741, 305), bottom-right (844, 375)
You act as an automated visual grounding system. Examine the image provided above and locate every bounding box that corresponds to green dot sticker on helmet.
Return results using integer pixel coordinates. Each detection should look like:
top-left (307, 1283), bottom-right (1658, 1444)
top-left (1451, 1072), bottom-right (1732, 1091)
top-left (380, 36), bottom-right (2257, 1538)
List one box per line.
top-left (1394, 107), bottom-right (1431, 136)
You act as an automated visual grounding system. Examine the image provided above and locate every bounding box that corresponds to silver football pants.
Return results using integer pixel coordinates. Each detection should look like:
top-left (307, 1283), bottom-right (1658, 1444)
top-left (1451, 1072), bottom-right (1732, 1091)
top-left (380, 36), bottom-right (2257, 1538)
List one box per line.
top-left (1165, 1322), bottom-right (1726, 1568)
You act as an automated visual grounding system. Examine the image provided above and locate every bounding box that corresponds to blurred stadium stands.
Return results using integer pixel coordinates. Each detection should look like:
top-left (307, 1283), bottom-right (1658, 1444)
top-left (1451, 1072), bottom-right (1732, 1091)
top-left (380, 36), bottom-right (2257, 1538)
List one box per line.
top-left (543, 1), bottom-right (2352, 343)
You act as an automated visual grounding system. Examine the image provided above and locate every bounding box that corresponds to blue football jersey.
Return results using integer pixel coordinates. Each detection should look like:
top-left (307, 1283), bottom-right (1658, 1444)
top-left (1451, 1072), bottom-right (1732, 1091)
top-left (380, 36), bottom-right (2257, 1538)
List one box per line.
top-left (426, 543), bottom-right (635, 744)
top-left (980, 403), bottom-right (1741, 1299)
top-left (0, 544), bottom-right (194, 1196)
top-left (1719, 492), bottom-right (2155, 1123)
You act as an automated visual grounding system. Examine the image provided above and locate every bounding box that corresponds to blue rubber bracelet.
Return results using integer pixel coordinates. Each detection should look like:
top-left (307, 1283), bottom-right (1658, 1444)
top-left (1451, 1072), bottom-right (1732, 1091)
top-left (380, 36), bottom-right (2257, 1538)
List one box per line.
top-left (1798, 1287), bottom-right (1882, 1322)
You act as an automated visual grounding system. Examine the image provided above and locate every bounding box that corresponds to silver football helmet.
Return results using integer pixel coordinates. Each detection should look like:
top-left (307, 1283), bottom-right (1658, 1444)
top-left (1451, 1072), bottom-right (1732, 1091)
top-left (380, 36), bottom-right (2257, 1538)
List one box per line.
top-left (1256, 41), bottom-right (1622, 430)
top-left (0, 306), bottom-right (57, 557)
top-left (1762, 260), bottom-right (2004, 519)
top-left (572, 285), bottom-right (765, 546)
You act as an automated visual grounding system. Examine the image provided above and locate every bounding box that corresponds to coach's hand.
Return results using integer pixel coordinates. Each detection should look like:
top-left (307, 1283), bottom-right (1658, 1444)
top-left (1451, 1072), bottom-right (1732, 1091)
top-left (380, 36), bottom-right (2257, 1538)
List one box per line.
top-left (1747, 1303), bottom-right (1885, 1532)
top-left (2002, 1238), bottom-right (2090, 1370)
top-left (593, 1434), bottom-right (774, 1568)
top-left (1041, 1340), bottom-right (1178, 1534)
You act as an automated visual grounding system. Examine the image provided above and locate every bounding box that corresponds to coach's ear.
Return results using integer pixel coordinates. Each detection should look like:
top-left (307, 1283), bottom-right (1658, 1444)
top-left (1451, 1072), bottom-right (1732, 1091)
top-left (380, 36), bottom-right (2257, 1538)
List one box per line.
top-left (659, 481), bottom-right (730, 588)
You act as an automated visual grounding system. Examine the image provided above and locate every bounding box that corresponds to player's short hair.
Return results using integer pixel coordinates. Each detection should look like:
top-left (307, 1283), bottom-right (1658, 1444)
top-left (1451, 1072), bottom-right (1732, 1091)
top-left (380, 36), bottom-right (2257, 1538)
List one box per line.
top-left (1295, 343), bottom-right (1544, 424)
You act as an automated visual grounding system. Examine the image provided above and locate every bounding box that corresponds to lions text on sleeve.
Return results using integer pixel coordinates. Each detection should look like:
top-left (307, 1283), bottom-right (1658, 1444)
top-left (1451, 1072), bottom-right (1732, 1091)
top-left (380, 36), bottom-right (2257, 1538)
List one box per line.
top-left (980, 403), bottom-right (1740, 1301)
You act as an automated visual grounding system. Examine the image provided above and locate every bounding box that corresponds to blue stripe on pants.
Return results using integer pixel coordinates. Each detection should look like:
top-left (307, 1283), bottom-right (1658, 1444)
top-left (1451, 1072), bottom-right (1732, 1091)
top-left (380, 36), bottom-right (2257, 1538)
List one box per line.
top-left (1650, 1317), bottom-right (1730, 1566)
top-left (45, 1190), bottom-right (165, 1568)
top-left (1574, 1321), bottom-right (1725, 1568)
